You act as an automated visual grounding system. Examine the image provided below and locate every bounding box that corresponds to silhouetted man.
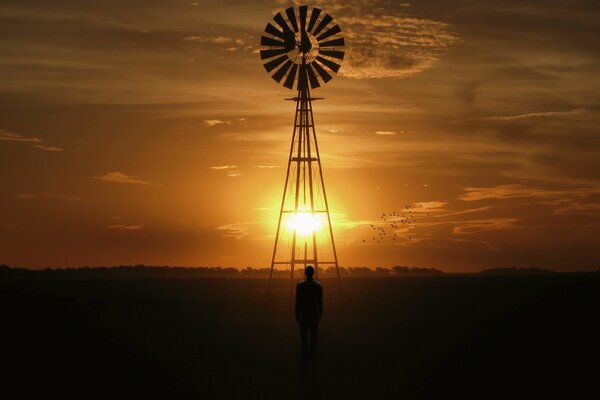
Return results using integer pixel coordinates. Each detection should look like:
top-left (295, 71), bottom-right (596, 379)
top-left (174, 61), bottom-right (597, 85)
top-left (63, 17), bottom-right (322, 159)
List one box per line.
top-left (295, 265), bottom-right (323, 357)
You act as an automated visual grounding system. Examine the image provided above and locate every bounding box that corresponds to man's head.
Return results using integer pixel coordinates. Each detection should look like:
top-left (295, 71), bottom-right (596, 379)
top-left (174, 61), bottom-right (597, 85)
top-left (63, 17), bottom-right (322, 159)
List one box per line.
top-left (305, 265), bottom-right (315, 279)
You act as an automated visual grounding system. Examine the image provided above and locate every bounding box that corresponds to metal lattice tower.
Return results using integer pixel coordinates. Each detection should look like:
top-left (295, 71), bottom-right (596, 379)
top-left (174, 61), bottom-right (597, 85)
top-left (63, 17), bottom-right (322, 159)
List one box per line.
top-left (259, 5), bottom-right (344, 292)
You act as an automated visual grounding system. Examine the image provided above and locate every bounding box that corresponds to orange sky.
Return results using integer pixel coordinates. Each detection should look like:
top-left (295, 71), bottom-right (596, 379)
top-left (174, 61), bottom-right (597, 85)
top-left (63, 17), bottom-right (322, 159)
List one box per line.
top-left (1, 0), bottom-right (599, 271)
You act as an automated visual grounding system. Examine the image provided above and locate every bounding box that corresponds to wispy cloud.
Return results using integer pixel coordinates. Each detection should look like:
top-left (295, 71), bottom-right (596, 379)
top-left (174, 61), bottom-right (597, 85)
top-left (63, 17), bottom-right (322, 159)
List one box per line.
top-left (553, 202), bottom-right (600, 216)
top-left (374, 130), bottom-right (416, 135)
top-left (0, 130), bottom-right (43, 142)
top-left (33, 144), bottom-right (64, 152)
top-left (210, 164), bottom-right (242, 177)
top-left (1, 129), bottom-right (63, 152)
top-left (436, 206), bottom-right (493, 218)
top-left (306, 1), bottom-right (458, 79)
top-left (256, 165), bottom-right (280, 169)
top-left (458, 184), bottom-right (600, 219)
top-left (204, 119), bottom-right (231, 126)
top-left (94, 171), bottom-right (156, 185)
top-left (183, 35), bottom-right (235, 44)
top-left (452, 218), bottom-right (519, 234)
top-left (216, 223), bottom-right (249, 239)
top-left (483, 108), bottom-right (586, 121)
top-left (459, 184), bottom-right (599, 202)
top-left (108, 224), bottom-right (143, 230)
top-left (184, 35), bottom-right (242, 45)
top-left (210, 165), bottom-right (238, 170)
top-left (16, 193), bottom-right (80, 201)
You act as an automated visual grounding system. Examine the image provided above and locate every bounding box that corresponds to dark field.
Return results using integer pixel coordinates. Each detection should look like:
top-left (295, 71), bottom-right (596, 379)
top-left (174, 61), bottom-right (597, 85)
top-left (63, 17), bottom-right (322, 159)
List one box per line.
top-left (2, 274), bottom-right (599, 399)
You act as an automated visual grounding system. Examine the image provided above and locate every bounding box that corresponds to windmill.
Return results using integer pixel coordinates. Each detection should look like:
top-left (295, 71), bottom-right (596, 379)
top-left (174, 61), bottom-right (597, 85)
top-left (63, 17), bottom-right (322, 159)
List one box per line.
top-left (260, 5), bottom-right (344, 292)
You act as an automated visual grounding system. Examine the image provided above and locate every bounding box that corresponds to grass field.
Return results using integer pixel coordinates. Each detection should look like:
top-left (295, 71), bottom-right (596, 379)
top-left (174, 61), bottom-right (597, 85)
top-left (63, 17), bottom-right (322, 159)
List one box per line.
top-left (2, 274), bottom-right (598, 399)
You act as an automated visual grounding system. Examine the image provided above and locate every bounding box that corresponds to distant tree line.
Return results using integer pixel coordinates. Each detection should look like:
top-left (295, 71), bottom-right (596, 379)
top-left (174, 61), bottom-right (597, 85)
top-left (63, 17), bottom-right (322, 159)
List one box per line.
top-left (0, 264), bottom-right (444, 278)
top-left (5, 264), bottom-right (595, 278)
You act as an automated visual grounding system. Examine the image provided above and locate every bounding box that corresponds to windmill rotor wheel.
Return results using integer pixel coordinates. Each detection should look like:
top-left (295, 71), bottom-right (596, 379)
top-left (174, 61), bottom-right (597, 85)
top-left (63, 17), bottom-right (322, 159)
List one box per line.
top-left (260, 5), bottom-right (345, 91)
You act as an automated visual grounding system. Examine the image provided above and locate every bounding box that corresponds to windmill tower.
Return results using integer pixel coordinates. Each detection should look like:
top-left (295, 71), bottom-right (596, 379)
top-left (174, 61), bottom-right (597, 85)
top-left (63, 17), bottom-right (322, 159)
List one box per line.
top-left (260, 5), bottom-right (344, 291)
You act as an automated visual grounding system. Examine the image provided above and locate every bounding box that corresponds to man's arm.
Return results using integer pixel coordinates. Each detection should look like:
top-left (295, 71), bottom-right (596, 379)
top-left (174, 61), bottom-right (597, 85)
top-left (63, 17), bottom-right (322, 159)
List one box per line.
top-left (295, 284), bottom-right (301, 321)
top-left (317, 284), bottom-right (323, 318)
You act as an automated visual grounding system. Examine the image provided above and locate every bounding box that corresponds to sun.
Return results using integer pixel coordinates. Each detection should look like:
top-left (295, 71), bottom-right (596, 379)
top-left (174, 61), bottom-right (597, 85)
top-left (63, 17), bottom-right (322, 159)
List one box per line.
top-left (285, 212), bottom-right (323, 236)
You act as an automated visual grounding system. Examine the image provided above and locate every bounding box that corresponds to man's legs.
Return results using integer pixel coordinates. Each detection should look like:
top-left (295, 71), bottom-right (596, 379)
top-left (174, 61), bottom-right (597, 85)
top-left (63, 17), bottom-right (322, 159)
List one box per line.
top-left (308, 319), bottom-right (319, 355)
top-left (300, 321), bottom-right (309, 356)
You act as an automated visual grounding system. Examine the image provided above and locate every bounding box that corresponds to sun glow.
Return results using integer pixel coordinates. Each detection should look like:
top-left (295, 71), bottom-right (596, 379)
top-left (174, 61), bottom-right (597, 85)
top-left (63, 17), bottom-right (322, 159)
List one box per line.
top-left (285, 212), bottom-right (322, 235)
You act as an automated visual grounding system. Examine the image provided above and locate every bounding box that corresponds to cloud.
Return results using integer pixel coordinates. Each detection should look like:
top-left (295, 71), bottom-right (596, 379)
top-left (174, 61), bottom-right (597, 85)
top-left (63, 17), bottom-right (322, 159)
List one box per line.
top-left (374, 130), bottom-right (416, 135)
top-left (256, 165), bottom-right (280, 169)
top-left (437, 206), bottom-right (493, 218)
top-left (459, 184), bottom-right (599, 202)
top-left (183, 35), bottom-right (247, 53)
top-left (0, 130), bottom-right (43, 142)
top-left (108, 224), bottom-right (144, 230)
top-left (452, 218), bottom-right (519, 234)
top-left (416, 237), bottom-right (499, 252)
top-left (204, 119), bottom-right (231, 126)
top-left (210, 165), bottom-right (238, 170)
top-left (210, 164), bottom-right (242, 177)
top-left (184, 35), bottom-right (234, 44)
top-left (216, 223), bottom-right (249, 239)
top-left (554, 202), bottom-right (600, 216)
top-left (33, 144), bottom-right (64, 152)
top-left (94, 171), bottom-right (155, 185)
top-left (16, 193), bottom-right (80, 201)
top-left (457, 184), bottom-right (600, 220)
top-left (1, 129), bottom-right (63, 152)
top-left (303, 1), bottom-right (458, 79)
top-left (483, 108), bottom-right (586, 122)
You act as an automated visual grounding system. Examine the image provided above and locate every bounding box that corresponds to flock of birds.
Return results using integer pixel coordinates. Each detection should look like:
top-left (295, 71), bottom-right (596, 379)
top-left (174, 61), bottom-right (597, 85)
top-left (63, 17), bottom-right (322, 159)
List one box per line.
top-left (362, 203), bottom-right (430, 244)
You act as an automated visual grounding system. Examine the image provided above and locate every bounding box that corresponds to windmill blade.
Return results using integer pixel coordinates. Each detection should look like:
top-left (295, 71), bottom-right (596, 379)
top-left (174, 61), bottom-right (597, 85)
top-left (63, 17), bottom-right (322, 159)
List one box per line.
top-left (299, 5), bottom-right (308, 32)
top-left (273, 12), bottom-right (293, 35)
top-left (311, 61), bottom-right (332, 83)
top-left (316, 56), bottom-right (341, 73)
top-left (261, 36), bottom-right (285, 47)
top-left (319, 49), bottom-right (345, 60)
top-left (319, 37), bottom-right (345, 47)
top-left (283, 63), bottom-right (298, 89)
top-left (307, 7), bottom-right (321, 32)
top-left (263, 55), bottom-right (288, 72)
top-left (306, 63), bottom-right (321, 89)
top-left (264, 22), bottom-right (284, 39)
top-left (285, 7), bottom-right (298, 32)
top-left (313, 14), bottom-right (333, 36)
top-left (274, 12), bottom-right (296, 51)
top-left (316, 25), bottom-right (341, 41)
top-left (272, 60), bottom-right (293, 82)
top-left (260, 48), bottom-right (288, 60)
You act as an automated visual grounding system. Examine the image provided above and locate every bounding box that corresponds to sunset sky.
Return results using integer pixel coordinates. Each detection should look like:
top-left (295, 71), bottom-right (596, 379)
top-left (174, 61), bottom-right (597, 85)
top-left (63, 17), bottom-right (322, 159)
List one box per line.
top-left (1, 0), bottom-right (599, 271)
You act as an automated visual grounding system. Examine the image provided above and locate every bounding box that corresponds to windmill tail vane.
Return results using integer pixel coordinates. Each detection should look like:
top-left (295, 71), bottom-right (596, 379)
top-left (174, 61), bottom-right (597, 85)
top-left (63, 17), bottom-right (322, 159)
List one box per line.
top-left (261, 5), bottom-right (344, 293)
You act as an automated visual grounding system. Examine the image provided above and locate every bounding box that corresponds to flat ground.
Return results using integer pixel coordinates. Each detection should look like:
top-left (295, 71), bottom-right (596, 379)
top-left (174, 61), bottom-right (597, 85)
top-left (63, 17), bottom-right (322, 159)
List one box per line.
top-left (2, 274), bottom-right (598, 399)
